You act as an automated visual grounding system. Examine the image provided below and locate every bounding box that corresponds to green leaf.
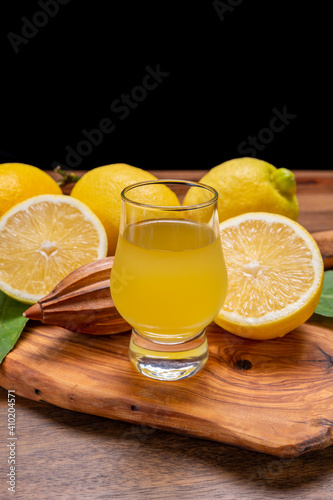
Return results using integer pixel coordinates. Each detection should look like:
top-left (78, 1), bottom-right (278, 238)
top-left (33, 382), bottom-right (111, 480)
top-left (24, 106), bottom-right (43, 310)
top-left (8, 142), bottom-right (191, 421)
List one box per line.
top-left (315, 270), bottom-right (333, 317)
top-left (0, 290), bottom-right (29, 364)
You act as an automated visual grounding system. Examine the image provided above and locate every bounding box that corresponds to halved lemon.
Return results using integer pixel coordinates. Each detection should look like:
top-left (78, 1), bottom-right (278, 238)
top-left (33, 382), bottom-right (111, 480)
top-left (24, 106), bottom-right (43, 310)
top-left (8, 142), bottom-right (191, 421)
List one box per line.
top-left (0, 195), bottom-right (108, 304)
top-left (216, 212), bottom-right (324, 339)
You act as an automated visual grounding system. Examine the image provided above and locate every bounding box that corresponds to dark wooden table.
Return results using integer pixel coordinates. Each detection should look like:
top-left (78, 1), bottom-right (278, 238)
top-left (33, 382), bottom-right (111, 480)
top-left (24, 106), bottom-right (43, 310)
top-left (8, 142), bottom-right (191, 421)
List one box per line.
top-left (1, 170), bottom-right (333, 499)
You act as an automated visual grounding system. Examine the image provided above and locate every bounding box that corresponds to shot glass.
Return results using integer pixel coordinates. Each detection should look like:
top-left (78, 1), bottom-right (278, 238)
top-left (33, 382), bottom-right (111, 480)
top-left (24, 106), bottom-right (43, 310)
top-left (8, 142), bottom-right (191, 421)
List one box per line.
top-left (110, 180), bottom-right (228, 381)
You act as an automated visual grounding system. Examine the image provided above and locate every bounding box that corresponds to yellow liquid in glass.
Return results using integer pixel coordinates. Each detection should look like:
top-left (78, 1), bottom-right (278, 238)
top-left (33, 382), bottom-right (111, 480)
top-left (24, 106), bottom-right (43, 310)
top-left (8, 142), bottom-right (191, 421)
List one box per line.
top-left (111, 219), bottom-right (228, 343)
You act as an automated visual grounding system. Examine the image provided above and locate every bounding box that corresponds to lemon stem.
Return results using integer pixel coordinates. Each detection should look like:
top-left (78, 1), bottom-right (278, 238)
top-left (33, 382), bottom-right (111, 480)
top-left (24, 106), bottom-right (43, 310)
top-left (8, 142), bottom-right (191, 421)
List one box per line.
top-left (54, 166), bottom-right (81, 187)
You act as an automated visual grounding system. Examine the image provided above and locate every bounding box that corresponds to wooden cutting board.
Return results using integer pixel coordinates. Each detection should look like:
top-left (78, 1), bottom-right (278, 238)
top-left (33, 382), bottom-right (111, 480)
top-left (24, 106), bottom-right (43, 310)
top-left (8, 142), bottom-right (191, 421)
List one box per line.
top-left (1, 169), bottom-right (333, 458)
top-left (0, 316), bottom-right (333, 458)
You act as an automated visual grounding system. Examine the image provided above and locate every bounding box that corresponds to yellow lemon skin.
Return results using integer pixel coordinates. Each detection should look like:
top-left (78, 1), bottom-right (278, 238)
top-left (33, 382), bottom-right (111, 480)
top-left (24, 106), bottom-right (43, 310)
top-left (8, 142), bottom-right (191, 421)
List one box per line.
top-left (70, 163), bottom-right (180, 255)
top-left (215, 288), bottom-right (323, 340)
top-left (0, 163), bottom-right (62, 217)
top-left (184, 157), bottom-right (299, 223)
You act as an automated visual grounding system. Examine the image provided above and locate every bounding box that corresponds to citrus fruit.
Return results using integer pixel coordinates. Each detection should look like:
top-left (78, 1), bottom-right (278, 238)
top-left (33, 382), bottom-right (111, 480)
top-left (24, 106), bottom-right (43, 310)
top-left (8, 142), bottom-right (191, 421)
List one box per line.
top-left (70, 163), bottom-right (180, 255)
top-left (183, 157), bottom-right (299, 223)
top-left (215, 212), bottom-right (324, 339)
top-left (0, 163), bottom-right (62, 217)
top-left (0, 195), bottom-right (108, 304)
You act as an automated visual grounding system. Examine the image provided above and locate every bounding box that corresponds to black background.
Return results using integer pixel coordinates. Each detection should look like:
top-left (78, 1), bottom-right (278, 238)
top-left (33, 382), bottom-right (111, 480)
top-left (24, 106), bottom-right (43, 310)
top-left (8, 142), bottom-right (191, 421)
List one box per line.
top-left (1, 1), bottom-right (330, 172)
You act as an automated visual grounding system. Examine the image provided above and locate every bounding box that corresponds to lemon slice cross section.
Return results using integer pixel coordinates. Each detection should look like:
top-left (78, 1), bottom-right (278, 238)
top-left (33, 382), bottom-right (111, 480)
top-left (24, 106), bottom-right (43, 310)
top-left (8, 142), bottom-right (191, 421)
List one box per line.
top-left (0, 195), bottom-right (108, 304)
top-left (216, 212), bottom-right (324, 339)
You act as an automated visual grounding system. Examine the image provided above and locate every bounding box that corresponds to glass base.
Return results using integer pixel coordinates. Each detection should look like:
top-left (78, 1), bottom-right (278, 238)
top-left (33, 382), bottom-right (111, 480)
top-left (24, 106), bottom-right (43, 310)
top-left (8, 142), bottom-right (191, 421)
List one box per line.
top-left (129, 329), bottom-right (209, 381)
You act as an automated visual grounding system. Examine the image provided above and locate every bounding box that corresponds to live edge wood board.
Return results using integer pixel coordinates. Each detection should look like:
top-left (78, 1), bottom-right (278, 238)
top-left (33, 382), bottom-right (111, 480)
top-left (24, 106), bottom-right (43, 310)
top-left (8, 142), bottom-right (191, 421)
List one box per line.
top-left (0, 169), bottom-right (333, 458)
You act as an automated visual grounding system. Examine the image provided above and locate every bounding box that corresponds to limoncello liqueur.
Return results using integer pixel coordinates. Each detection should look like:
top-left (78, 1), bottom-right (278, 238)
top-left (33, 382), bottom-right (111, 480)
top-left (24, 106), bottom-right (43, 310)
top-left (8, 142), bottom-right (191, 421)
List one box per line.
top-left (111, 219), bottom-right (228, 344)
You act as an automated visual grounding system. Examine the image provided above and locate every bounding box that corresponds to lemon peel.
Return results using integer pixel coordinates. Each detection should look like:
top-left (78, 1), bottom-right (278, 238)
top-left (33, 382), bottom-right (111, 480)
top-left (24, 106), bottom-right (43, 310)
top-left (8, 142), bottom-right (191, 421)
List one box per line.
top-left (70, 163), bottom-right (180, 255)
top-left (183, 157), bottom-right (299, 223)
top-left (0, 163), bottom-right (62, 217)
top-left (273, 168), bottom-right (297, 196)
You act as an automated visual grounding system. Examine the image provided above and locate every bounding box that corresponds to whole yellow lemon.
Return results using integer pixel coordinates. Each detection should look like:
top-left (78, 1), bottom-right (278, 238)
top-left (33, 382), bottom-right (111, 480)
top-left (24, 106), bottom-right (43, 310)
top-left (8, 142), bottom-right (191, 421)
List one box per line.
top-left (184, 157), bottom-right (299, 222)
top-left (70, 163), bottom-right (180, 255)
top-left (0, 163), bottom-right (62, 217)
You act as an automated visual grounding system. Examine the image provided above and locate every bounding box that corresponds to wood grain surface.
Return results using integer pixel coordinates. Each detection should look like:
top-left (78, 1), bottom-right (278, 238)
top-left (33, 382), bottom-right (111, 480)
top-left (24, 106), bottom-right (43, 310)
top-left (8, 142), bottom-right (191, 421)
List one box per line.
top-left (1, 169), bottom-right (333, 499)
top-left (1, 317), bottom-right (333, 459)
top-left (1, 385), bottom-right (333, 500)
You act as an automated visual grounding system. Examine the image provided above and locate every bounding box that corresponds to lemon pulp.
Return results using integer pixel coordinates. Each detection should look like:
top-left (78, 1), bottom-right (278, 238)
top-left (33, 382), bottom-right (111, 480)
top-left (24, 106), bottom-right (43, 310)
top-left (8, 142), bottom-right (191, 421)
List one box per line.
top-left (0, 195), bottom-right (108, 303)
top-left (215, 212), bottom-right (324, 339)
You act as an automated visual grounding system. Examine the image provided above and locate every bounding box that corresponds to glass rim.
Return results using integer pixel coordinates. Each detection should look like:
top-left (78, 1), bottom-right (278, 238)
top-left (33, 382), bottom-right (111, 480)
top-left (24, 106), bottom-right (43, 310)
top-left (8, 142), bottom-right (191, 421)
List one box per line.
top-left (121, 179), bottom-right (219, 211)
